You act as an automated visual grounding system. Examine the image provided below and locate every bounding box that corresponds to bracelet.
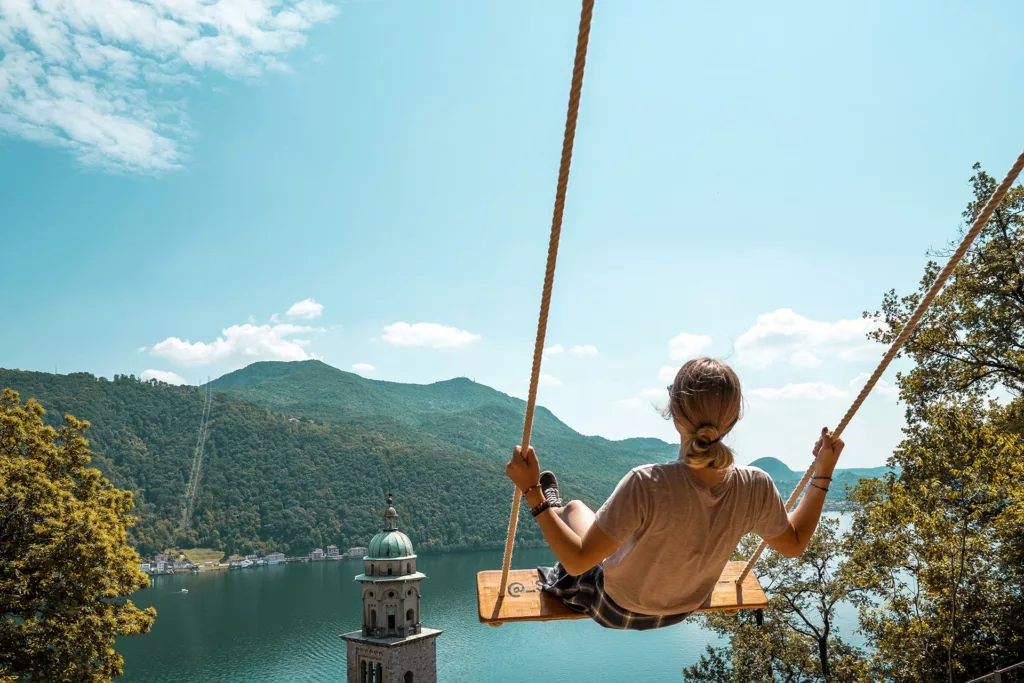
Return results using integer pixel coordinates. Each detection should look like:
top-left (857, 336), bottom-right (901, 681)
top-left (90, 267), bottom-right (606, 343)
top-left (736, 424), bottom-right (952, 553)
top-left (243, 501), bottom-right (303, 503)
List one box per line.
top-left (523, 483), bottom-right (542, 497)
top-left (531, 500), bottom-right (551, 517)
top-left (809, 482), bottom-right (830, 493)
top-left (812, 475), bottom-right (832, 481)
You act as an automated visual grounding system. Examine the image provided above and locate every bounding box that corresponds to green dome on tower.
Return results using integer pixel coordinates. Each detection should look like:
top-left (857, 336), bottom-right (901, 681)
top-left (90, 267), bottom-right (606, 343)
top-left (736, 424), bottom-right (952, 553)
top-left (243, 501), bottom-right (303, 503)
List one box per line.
top-left (365, 492), bottom-right (415, 560)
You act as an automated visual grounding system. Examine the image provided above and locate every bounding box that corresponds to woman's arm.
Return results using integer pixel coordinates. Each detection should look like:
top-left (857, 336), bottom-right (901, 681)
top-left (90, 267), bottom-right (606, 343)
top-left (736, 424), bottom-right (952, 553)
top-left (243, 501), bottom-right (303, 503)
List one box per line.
top-left (507, 446), bottom-right (619, 575)
top-left (524, 486), bottom-right (618, 575)
top-left (764, 427), bottom-right (845, 558)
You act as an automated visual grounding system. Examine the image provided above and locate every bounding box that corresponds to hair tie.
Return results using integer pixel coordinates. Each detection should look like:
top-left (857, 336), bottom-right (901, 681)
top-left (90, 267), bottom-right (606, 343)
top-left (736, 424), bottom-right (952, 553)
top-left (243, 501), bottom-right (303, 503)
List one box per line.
top-left (694, 423), bottom-right (722, 449)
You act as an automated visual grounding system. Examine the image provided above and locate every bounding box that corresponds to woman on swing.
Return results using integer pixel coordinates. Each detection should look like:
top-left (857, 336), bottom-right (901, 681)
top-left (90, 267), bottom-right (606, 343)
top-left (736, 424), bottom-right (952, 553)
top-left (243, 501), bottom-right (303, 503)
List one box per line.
top-left (505, 357), bottom-right (845, 631)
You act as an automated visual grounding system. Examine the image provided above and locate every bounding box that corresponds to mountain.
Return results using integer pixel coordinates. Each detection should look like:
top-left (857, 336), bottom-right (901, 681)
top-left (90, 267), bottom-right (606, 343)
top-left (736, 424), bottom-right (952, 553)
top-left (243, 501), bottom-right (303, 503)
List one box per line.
top-left (746, 457), bottom-right (797, 481)
top-left (836, 466), bottom-right (894, 479)
top-left (207, 360), bottom-right (666, 476)
top-left (746, 457), bottom-right (898, 501)
top-left (206, 360), bottom-right (672, 500)
top-left (0, 362), bottom-right (674, 558)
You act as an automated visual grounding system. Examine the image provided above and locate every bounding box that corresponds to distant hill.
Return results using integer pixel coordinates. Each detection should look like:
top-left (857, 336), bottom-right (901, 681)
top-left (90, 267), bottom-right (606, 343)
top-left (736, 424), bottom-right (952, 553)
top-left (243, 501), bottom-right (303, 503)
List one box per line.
top-left (747, 457), bottom-right (797, 481)
top-left (746, 456), bottom-right (893, 486)
top-left (208, 360), bottom-right (567, 435)
top-left (207, 360), bottom-right (667, 475)
top-left (1, 362), bottom-right (674, 557)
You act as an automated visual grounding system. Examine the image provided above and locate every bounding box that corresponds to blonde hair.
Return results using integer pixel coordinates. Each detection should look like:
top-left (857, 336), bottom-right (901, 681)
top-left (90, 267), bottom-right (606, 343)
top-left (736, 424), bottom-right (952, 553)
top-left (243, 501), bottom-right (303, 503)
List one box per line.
top-left (663, 357), bottom-right (742, 469)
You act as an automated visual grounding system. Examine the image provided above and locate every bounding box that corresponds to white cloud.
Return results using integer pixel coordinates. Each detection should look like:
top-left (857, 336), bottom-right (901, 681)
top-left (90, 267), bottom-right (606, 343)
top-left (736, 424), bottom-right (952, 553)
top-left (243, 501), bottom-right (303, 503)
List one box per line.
top-left (286, 298), bottom-right (323, 319)
top-left (352, 363), bottom-right (375, 374)
top-left (569, 344), bottom-right (598, 358)
top-left (381, 322), bottom-right (481, 349)
top-left (669, 333), bottom-right (712, 362)
top-left (989, 385), bottom-right (1015, 406)
top-left (659, 365), bottom-right (678, 384)
top-left (150, 322), bottom-right (322, 366)
top-left (612, 396), bottom-right (644, 409)
top-left (735, 309), bottom-right (881, 369)
top-left (750, 382), bottom-right (850, 401)
top-left (640, 387), bottom-right (668, 401)
top-left (543, 344), bottom-right (564, 358)
top-left (750, 372), bottom-right (901, 402)
top-left (141, 369), bottom-right (188, 385)
top-left (0, 0), bottom-right (337, 171)
top-left (539, 374), bottom-right (562, 387)
top-left (614, 387), bottom-right (669, 411)
top-left (789, 349), bottom-right (823, 369)
top-left (847, 372), bottom-right (900, 399)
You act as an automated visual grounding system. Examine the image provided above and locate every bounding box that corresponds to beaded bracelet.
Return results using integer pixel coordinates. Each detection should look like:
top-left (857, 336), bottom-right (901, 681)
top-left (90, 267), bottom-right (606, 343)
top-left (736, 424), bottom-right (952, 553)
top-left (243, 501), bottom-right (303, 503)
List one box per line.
top-left (809, 482), bottom-right (830, 493)
top-left (531, 500), bottom-right (551, 517)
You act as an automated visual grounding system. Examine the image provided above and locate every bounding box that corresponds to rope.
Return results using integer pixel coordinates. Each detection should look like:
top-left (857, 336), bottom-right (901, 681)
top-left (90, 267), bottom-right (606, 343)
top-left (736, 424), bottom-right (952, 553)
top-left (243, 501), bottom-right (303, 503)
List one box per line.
top-left (737, 148), bottom-right (1024, 584)
top-left (497, 0), bottom-right (596, 601)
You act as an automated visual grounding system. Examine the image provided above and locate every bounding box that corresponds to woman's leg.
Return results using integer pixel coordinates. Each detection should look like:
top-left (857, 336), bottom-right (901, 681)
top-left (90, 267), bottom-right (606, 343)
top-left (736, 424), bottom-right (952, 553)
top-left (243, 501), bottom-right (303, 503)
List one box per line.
top-left (557, 499), bottom-right (597, 538)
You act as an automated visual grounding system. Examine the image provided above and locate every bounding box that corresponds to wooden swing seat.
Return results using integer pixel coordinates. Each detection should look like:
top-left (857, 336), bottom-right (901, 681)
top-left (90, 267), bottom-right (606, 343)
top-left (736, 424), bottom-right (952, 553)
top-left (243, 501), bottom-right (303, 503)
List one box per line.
top-left (476, 561), bottom-right (768, 625)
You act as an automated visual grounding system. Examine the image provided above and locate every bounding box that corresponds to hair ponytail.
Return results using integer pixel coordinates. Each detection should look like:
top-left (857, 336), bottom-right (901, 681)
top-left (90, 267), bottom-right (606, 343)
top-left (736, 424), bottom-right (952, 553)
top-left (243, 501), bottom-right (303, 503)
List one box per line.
top-left (663, 358), bottom-right (743, 470)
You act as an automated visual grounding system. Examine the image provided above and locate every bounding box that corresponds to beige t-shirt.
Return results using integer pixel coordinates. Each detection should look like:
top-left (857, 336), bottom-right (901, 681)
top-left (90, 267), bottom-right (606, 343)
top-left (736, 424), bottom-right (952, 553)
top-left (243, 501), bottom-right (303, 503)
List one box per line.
top-left (594, 461), bottom-right (790, 615)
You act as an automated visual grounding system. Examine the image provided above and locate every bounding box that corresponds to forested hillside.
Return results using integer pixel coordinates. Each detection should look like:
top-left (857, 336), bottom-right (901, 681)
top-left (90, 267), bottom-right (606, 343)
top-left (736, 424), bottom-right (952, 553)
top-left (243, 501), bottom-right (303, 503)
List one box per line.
top-left (0, 364), bottom-right (669, 557)
top-left (1, 361), bottom-right (889, 558)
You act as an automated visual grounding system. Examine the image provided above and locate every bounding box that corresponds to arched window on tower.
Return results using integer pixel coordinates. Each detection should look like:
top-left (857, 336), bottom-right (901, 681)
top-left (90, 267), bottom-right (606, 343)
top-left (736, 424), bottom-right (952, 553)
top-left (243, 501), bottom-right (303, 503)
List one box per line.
top-left (406, 562), bottom-right (411, 574)
top-left (387, 564), bottom-right (392, 575)
top-left (405, 672), bottom-right (414, 683)
top-left (406, 608), bottom-right (414, 624)
top-left (361, 660), bottom-right (367, 683)
top-left (370, 609), bottom-right (377, 628)
top-left (376, 663), bottom-right (383, 682)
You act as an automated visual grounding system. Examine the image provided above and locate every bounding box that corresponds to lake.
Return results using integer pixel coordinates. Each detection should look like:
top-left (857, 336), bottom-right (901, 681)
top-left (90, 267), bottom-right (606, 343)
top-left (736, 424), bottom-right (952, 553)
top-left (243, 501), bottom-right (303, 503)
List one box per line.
top-left (118, 514), bottom-right (858, 682)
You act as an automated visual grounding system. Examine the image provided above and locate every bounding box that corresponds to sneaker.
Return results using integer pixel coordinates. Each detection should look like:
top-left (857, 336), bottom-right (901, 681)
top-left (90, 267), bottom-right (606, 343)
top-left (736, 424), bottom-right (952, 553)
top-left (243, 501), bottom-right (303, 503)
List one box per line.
top-left (539, 470), bottom-right (563, 508)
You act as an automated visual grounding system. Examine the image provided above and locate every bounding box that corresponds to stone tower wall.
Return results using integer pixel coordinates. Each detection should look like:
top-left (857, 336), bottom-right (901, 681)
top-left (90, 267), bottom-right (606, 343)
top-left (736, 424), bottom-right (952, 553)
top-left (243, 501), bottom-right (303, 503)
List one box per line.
top-left (385, 636), bottom-right (437, 683)
top-left (344, 634), bottom-right (438, 683)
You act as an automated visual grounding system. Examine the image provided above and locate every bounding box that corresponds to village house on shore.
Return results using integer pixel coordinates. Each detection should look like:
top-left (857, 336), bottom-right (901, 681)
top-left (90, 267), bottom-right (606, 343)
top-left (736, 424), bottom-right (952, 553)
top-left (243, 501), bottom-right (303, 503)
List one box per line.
top-left (140, 538), bottom-right (382, 576)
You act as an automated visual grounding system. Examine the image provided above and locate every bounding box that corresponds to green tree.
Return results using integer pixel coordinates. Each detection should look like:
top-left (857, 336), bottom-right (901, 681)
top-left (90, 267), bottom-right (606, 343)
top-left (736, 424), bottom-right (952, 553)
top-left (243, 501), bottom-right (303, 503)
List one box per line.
top-left (870, 162), bottom-right (1024, 410)
top-left (0, 389), bottom-right (155, 682)
top-left (683, 521), bottom-right (869, 683)
top-left (846, 399), bottom-right (1024, 683)
top-left (847, 163), bottom-right (1024, 681)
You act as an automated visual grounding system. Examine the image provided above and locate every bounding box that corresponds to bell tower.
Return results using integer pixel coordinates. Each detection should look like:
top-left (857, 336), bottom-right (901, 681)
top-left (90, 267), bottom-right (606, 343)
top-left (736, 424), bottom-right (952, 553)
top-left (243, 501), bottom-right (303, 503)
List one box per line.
top-left (341, 493), bottom-right (442, 683)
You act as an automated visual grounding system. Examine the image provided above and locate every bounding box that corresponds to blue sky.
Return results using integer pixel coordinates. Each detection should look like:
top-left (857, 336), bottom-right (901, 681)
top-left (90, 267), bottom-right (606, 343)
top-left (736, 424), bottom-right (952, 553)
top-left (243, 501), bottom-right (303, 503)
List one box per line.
top-left (2, 0), bottom-right (1022, 470)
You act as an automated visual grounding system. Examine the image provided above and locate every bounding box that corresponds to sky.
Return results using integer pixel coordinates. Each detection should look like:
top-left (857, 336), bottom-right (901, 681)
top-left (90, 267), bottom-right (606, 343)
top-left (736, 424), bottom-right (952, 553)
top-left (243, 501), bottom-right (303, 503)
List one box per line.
top-left (2, 0), bottom-right (1023, 471)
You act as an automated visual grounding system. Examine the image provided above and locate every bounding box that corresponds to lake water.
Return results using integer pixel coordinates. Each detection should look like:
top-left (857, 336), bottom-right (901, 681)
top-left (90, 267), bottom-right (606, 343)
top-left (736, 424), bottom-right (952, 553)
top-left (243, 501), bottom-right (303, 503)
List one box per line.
top-left (118, 514), bottom-right (857, 682)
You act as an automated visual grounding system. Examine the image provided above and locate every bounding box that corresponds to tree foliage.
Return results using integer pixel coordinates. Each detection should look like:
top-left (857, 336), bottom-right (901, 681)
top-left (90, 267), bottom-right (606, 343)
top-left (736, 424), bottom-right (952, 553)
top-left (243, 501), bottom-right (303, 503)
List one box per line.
top-left (847, 164), bottom-right (1024, 681)
top-left (846, 399), bottom-right (1024, 682)
top-left (0, 389), bottom-right (154, 682)
top-left (869, 163), bottom-right (1024, 410)
top-left (683, 522), bottom-right (869, 683)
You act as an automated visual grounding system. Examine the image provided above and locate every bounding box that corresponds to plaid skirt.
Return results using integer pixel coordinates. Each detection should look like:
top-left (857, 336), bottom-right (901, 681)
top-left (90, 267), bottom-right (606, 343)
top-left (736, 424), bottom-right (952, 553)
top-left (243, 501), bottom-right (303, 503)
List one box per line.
top-left (538, 563), bottom-right (691, 631)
